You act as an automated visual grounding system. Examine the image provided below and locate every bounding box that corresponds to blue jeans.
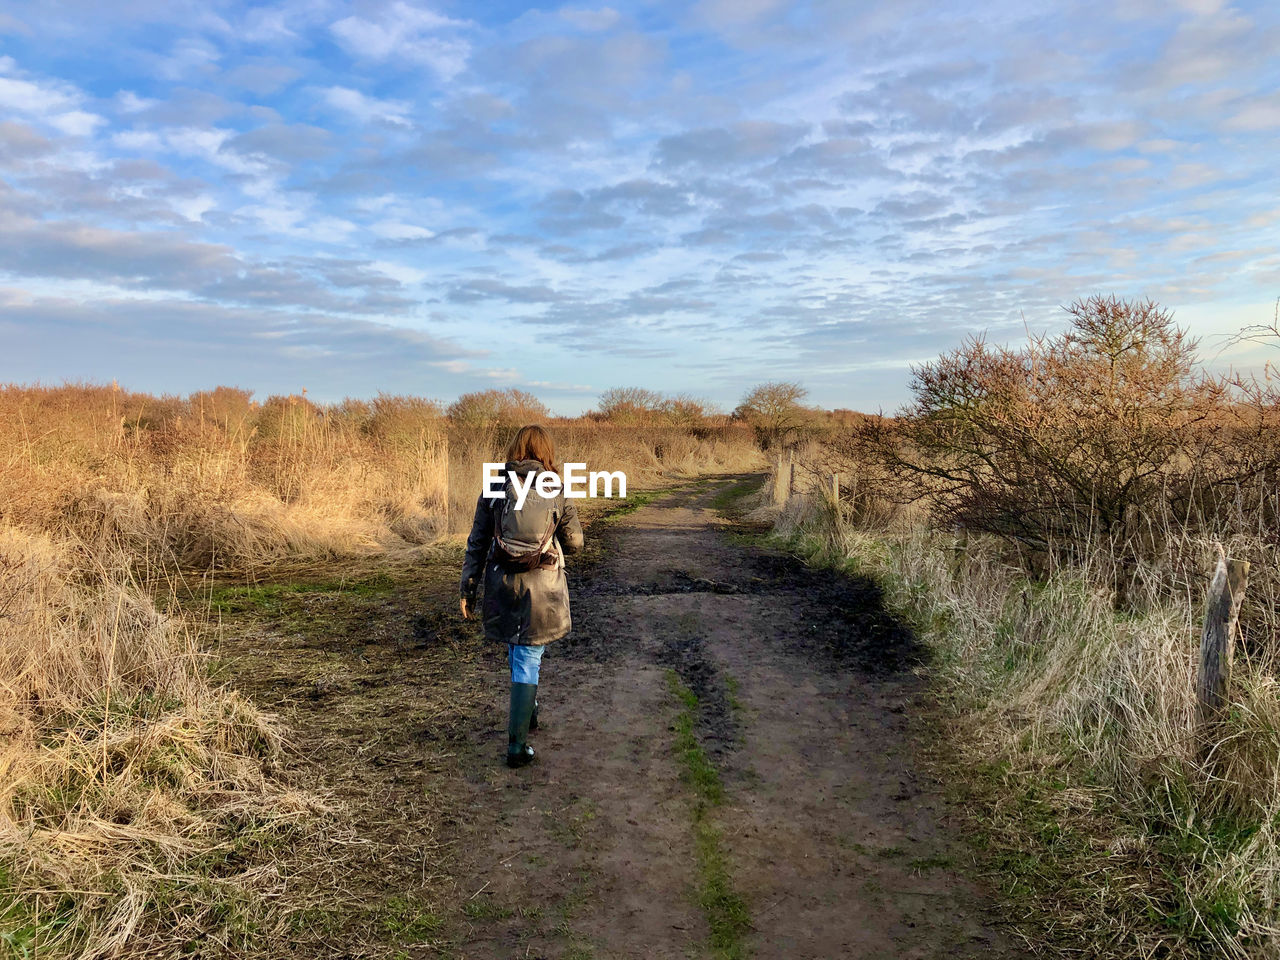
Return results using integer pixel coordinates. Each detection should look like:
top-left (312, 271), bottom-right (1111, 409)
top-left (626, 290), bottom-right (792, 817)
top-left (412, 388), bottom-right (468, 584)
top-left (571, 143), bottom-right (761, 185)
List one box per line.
top-left (508, 644), bottom-right (545, 684)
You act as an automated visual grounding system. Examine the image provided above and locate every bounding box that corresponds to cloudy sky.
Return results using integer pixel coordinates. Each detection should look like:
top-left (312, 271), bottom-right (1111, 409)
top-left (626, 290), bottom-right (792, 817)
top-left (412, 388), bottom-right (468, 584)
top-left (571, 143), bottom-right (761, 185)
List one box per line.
top-left (1, 0), bottom-right (1278, 413)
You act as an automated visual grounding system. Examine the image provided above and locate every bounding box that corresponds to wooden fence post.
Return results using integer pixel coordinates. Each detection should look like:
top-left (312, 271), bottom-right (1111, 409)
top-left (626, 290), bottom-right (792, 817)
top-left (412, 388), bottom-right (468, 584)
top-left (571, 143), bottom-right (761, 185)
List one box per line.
top-left (1196, 544), bottom-right (1249, 731)
top-left (773, 451), bottom-right (791, 505)
top-left (831, 472), bottom-right (840, 503)
top-left (787, 447), bottom-right (795, 498)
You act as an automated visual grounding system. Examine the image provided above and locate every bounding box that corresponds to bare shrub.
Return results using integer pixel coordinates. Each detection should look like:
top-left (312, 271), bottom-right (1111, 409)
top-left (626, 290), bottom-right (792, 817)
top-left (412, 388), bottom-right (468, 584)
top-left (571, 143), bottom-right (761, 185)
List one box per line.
top-left (850, 297), bottom-right (1273, 577)
top-left (734, 381), bottom-right (809, 449)
top-left (593, 388), bottom-right (719, 429)
top-left (446, 388), bottom-right (549, 433)
top-left (595, 387), bottom-right (666, 425)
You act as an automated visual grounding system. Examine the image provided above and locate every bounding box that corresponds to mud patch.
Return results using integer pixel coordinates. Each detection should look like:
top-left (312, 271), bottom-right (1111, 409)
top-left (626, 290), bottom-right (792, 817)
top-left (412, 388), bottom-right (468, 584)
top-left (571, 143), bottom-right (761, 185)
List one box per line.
top-left (658, 623), bottom-right (739, 763)
top-left (744, 551), bottom-right (921, 675)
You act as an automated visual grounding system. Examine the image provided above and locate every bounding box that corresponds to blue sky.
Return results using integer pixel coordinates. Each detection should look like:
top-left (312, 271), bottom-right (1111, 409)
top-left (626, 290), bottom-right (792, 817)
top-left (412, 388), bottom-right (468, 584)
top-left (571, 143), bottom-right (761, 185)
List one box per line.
top-left (1, 0), bottom-right (1278, 413)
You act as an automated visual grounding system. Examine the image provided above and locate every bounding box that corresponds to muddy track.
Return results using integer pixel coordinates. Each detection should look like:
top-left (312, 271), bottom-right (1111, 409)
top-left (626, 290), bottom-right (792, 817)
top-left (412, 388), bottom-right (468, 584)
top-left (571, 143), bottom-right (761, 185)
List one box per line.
top-left (216, 477), bottom-right (1021, 959)
top-left (435, 479), bottom-right (1020, 959)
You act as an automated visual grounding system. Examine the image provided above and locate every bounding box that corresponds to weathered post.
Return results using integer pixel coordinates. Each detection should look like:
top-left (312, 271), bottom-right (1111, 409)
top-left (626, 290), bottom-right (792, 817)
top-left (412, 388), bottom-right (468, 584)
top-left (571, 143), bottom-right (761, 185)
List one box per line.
top-left (787, 447), bottom-right (795, 498)
top-left (1196, 544), bottom-right (1249, 732)
top-left (773, 451), bottom-right (790, 504)
top-left (831, 472), bottom-right (840, 502)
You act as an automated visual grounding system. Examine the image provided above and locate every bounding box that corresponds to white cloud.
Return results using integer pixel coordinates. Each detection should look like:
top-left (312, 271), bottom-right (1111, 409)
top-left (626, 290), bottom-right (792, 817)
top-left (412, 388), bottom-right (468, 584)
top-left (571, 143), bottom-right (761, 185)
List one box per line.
top-left (0, 13), bottom-right (31, 35)
top-left (559, 7), bottom-right (621, 31)
top-left (0, 73), bottom-right (77, 114)
top-left (115, 91), bottom-right (158, 113)
top-left (1168, 162), bottom-right (1222, 189)
top-left (371, 220), bottom-right (435, 241)
top-left (1149, 10), bottom-right (1258, 89)
top-left (1172, 0), bottom-right (1226, 14)
top-left (118, 126), bottom-right (272, 179)
top-left (0, 61), bottom-right (102, 137)
top-left (239, 201), bottom-right (357, 242)
top-left (170, 194), bottom-right (216, 223)
top-left (695, 0), bottom-right (788, 29)
top-left (242, 6), bottom-right (297, 42)
top-left (165, 126), bottom-right (232, 158)
top-left (321, 86), bottom-right (413, 127)
top-left (1077, 120), bottom-right (1145, 151)
top-left (48, 110), bottom-right (104, 137)
top-left (1223, 94), bottom-right (1280, 132)
top-left (330, 2), bottom-right (472, 80)
top-left (112, 129), bottom-right (163, 151)
top-left (370, 259), bottom-right (428, 284)
top-left (156, 37), bottom-right (221, 80)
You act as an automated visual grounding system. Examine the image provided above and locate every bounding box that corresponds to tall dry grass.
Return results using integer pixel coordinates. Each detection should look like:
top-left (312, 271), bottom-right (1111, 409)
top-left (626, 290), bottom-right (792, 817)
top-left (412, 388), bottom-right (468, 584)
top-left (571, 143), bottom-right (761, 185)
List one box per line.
top-left (0, 385), bottom-right (370, 955)
top-left (0, 525), bottom-right (318, 956)
top-left (1, 384), bottom-right (451, 570)
top-left (0, 381), bottom-right (763, 956)
top-left (764, 298), bottom-right (1280, 956)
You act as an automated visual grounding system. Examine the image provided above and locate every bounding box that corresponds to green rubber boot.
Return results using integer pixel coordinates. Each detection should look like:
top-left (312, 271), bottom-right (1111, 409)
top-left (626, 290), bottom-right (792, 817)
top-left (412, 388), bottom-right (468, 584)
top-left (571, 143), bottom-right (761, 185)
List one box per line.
top-left (529, 688), bottom-right (540, 732)
top-left (506, 682), bottom-right (537, 768)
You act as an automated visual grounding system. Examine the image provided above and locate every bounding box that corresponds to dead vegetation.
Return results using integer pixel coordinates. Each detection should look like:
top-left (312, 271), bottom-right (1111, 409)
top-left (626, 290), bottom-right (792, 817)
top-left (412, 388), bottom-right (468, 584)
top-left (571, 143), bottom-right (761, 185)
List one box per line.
top-left (772, 296), bottom-right (1280, 957)
top-left (0, 524), bottom-right (319, 957)
top-left (0, 381), bottom-right (764, 958)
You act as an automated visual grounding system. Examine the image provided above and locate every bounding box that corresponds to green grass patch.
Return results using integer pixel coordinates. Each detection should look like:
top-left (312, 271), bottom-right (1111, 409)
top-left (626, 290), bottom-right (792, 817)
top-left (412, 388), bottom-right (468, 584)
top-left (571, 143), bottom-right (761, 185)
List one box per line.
top-left (668, 674), bottom-right (724, 805)
top-left (379, 896), bottom-right (444, 939)
top-left (462, 899), bottom-right (515, 922)
top-left (712, 475), bottom-right (772, 550)
top-left (667, 672), bottom-right (750, 959)
top-left (0, 869), bottom-right (74, 960)
top-left (694, 819), bottom-right (751, 959)
top-left (724, 676), bottom-right (743, 716)
top-left (207, 573), bottom-right (396, 615)
top-left (710, 475), bottom-right (764, 515)
top-left (593, 487), bottom-right (666, 522)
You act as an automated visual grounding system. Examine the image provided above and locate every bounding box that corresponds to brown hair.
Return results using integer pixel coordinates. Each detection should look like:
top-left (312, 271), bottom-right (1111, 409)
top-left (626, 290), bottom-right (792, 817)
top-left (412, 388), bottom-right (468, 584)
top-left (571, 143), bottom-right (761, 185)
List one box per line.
top-left (506, 424), bottom-right (558, 475)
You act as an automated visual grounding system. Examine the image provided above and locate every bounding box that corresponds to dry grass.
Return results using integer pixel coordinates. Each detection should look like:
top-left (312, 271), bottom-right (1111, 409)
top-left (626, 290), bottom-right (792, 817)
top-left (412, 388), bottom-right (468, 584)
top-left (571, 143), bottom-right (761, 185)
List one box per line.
top-left (1, 383), bottom-right (763, 558)
top-left (0, 525), bottom-right (320, 957)
top-left (754, 299), bottom-right (1280, 955)
top-left (771, 445), bottom-right (1280, 957)
top-left (0, 384), bottom-right (451, 570)
top-left (0, 381), bottom-right (764, 957)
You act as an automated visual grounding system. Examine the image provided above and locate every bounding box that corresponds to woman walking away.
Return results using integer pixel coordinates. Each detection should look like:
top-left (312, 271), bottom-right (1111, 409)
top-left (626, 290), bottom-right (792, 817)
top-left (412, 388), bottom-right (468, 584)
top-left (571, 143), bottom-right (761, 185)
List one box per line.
top-left (459, 425), bottom-right (584, 768)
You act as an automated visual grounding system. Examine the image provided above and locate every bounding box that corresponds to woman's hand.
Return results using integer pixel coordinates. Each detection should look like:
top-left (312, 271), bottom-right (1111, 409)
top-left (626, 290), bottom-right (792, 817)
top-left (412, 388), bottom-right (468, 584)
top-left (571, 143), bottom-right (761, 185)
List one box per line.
top-left (459, 597), bottom-right (474, 619)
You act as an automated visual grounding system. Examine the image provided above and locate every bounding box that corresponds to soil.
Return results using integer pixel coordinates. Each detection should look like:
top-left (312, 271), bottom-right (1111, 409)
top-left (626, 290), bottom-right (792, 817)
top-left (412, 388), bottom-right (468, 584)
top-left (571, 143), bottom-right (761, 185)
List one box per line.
top-left (213, 477), bottom-right (1024, 959)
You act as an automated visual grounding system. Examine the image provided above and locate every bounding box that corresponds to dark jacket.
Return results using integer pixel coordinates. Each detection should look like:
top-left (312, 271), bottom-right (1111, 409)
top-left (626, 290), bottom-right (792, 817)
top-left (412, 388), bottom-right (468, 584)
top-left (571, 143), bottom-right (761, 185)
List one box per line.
top-left (459, 459), bottom-right (584, 645)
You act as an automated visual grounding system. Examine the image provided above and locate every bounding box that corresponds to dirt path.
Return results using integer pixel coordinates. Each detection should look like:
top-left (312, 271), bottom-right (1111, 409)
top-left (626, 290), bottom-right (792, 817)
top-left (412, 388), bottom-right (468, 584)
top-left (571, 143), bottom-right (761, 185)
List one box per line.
top-left (436, 479), bottom-right (1018, 959)
top-left (215, 476), bottom-right (1020, 959)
